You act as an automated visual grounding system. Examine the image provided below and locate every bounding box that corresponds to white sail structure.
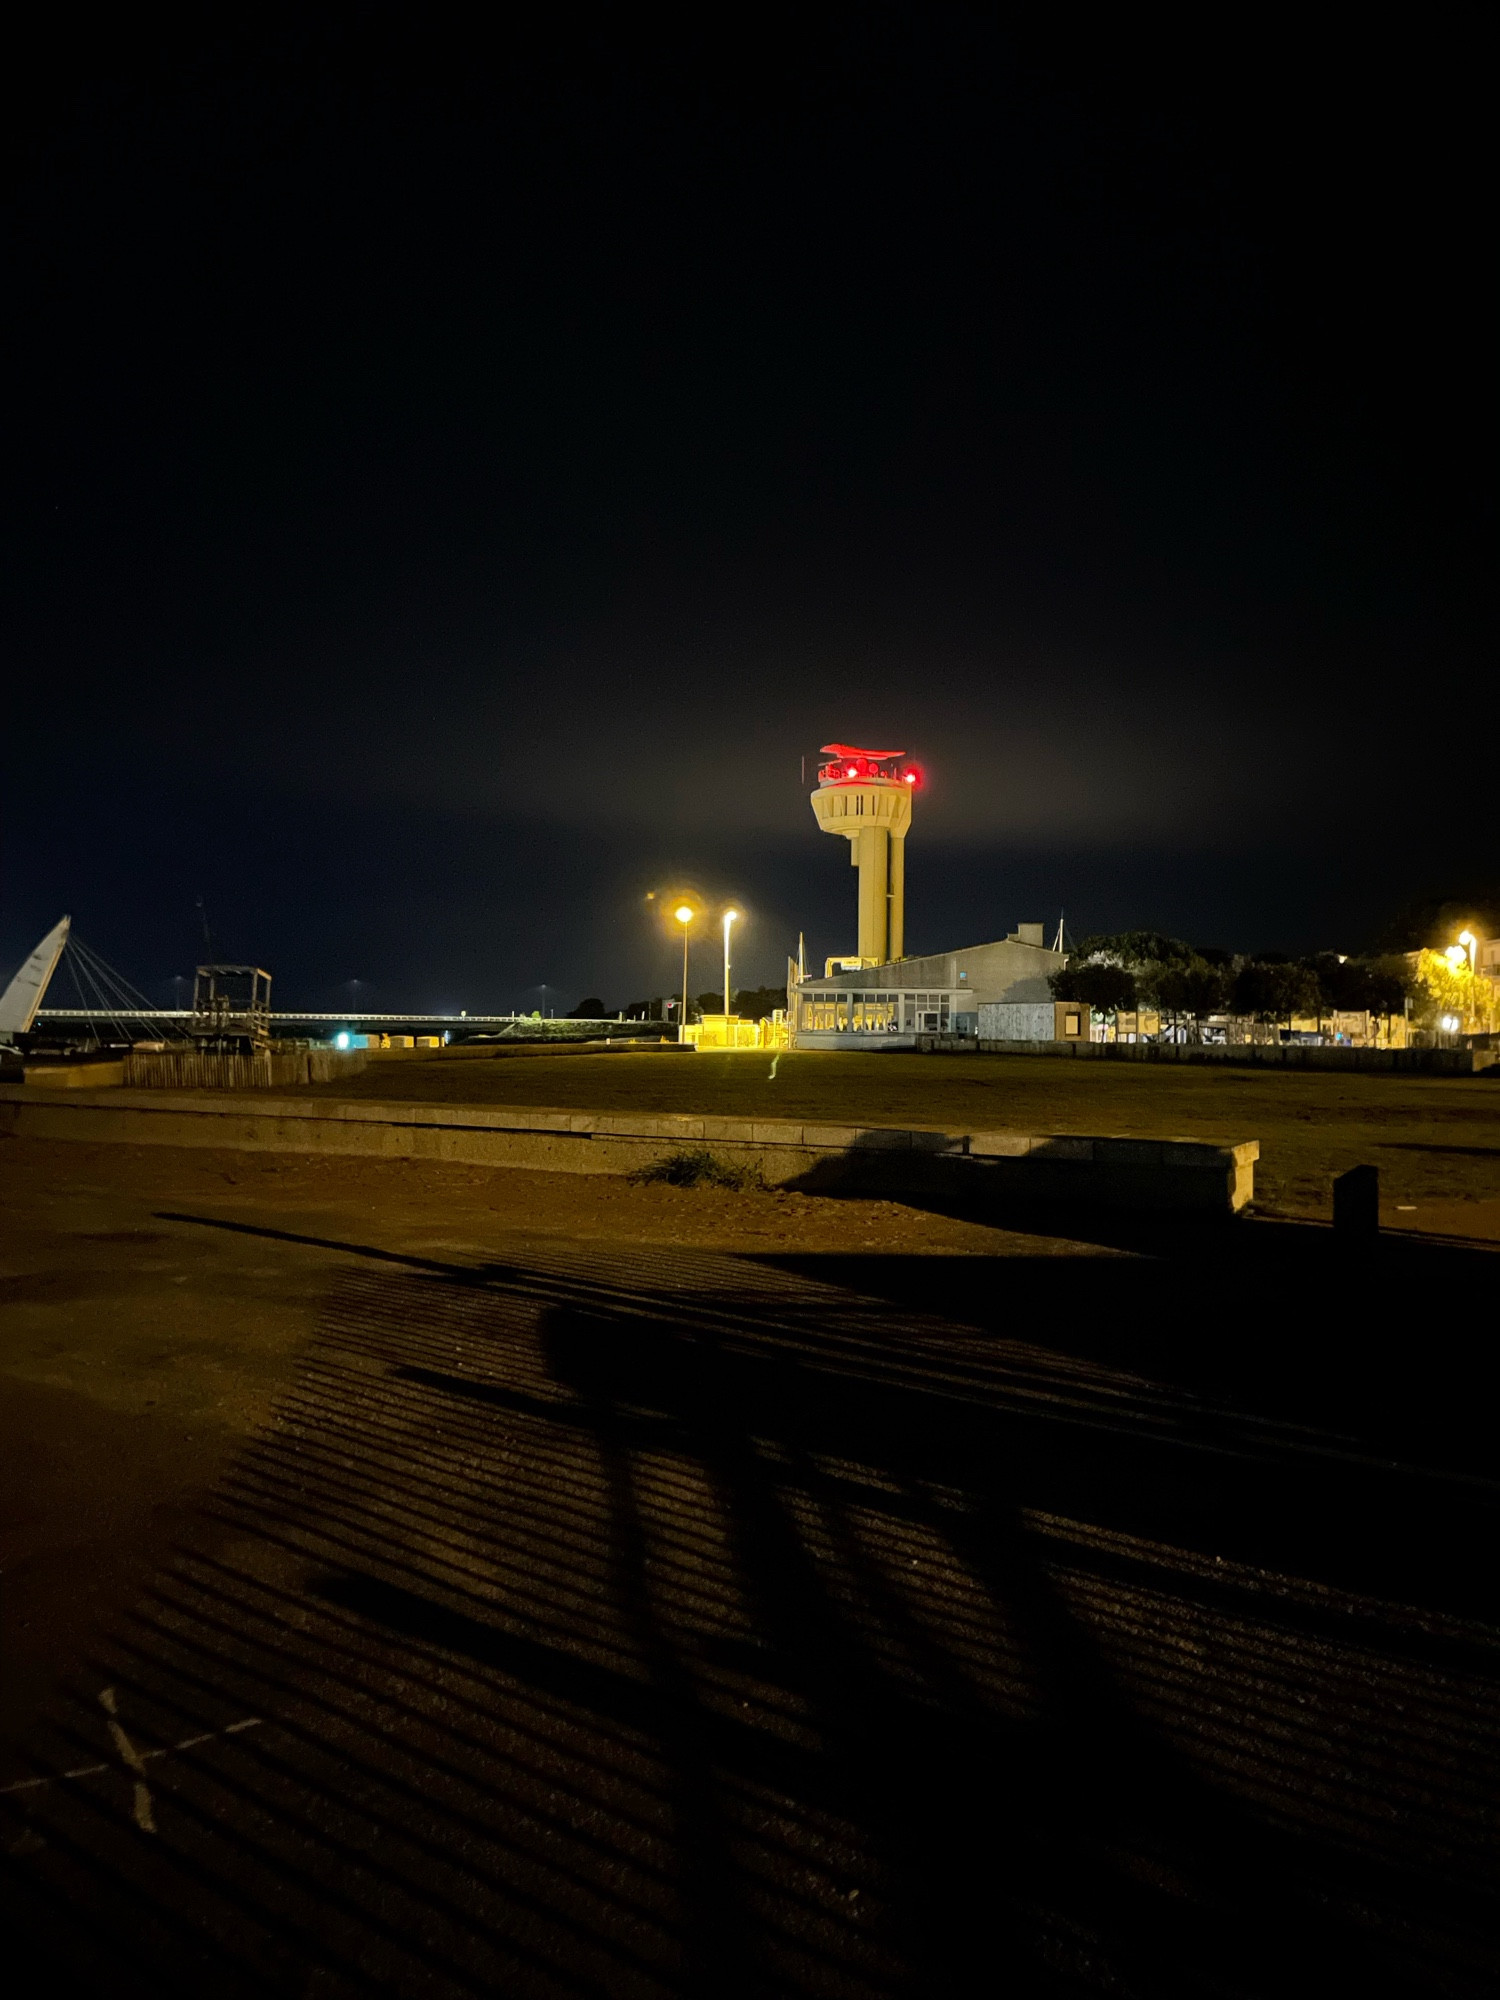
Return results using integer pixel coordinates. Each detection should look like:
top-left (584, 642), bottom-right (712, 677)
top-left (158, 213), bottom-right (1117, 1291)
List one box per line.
top-left (0, 916), bottom-right (71, 1041)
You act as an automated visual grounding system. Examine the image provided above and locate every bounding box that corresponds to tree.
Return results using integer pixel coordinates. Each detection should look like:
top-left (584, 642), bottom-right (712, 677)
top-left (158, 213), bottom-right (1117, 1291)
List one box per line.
top-left (733, 985), bottom-right (788, 1020)
top-left (1149, 958), bottom-right (1230, 1039)
top-left (566, 997), bottom-right (607, 1018)
top-left (1050, 961), bottom-right (1137, 1016)
top-left (1409, 949), bottom-right (1496, 1033)
top-left (1232, 959), bottom-right (1319, 1031)
top-left (1362, 956), bottom-right (1416, 1018)
top-left (1305, 953), bottom-right (1413, 1023)
top-left (1071, 931), bottom-right (1194, 969)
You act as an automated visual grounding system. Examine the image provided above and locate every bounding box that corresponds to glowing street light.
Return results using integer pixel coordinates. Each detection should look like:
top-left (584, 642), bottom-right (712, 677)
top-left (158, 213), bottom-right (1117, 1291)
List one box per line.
top-left (674, 902), bottom-right (696, 1043)
top-left (722, 908), bottom-right (740, 1030)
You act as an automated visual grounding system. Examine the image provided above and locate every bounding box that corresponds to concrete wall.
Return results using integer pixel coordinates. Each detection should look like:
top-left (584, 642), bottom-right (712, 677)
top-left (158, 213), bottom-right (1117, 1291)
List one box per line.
top-left (0, 1084), bottom-right (1258, 1215)
top-left (22, 1059), bottom-right (127, 1089)
top-left (816, 934), bottom-right (1064, 1006)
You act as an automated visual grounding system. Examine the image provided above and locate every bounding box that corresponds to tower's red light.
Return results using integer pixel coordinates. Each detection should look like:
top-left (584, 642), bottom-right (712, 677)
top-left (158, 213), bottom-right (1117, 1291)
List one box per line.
top-left (904, 772), bottom-right (916, 783)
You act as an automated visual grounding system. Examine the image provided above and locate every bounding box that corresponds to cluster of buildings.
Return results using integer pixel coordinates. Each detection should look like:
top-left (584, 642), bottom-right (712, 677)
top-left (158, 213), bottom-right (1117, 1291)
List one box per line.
top-left (787, 747), bottom-right (1070, 1049)
top-left (784, 745), bottom-right (1498, 1051)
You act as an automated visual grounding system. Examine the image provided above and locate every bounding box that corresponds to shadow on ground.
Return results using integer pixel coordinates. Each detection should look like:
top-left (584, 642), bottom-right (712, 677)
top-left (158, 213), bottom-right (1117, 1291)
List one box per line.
top-left (3, 1216), bottom-right (1497, 1997)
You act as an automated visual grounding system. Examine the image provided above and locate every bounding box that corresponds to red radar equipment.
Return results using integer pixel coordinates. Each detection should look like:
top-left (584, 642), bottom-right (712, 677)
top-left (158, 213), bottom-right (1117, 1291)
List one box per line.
top-left (816, 744), bottom-right (914, 787)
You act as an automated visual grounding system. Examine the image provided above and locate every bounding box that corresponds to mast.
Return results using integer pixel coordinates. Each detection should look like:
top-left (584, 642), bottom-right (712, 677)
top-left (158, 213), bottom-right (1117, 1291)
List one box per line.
top-left (0, 915), bottom-right (71, 1041)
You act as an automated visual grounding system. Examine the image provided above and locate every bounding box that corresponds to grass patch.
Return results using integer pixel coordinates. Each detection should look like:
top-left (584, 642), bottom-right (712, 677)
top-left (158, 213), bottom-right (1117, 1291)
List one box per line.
top-left (633, 1147), bottom-right (765, 1191)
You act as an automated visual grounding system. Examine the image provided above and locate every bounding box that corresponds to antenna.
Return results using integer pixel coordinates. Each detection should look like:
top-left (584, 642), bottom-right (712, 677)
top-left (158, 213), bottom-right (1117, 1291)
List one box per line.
top-left (1053, 912), bottom-right (1065, 955)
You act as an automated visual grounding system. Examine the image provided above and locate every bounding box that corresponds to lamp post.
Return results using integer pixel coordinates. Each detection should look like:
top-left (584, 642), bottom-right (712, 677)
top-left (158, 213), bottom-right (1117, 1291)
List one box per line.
top-left (674, 905), bottom-right (694, 1044)
top-left (722, 909), bottom-right (739, 1044)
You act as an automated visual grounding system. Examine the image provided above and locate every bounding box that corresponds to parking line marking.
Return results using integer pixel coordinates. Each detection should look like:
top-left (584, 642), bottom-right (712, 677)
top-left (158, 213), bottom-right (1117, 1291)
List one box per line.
top-left (1, 1715), bottom-right (263, 1800)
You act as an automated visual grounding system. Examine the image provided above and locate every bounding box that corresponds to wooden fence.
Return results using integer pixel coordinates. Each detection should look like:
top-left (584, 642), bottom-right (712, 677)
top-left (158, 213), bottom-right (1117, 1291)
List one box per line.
top-left (122, 1048), bottom-right (370, 1090)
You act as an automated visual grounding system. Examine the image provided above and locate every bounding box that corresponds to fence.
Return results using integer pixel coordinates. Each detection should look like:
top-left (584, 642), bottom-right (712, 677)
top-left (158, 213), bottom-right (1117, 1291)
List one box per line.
top-left (122, 1048), bottom-right (371, 1090)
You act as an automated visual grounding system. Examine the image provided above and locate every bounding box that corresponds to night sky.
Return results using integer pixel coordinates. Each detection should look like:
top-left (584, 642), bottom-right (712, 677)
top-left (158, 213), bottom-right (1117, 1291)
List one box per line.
top-left (3, 13), bottom-right (1489, 1012)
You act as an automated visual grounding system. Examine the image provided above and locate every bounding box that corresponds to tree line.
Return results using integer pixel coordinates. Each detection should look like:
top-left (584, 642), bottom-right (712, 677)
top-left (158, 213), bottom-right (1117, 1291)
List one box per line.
top-left (1049, 932), bottom-right (1415, 1036)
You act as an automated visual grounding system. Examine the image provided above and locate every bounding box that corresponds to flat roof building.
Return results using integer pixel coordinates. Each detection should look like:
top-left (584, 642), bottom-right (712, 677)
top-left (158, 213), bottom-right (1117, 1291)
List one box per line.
top-left (792, 925), bottom-right (1064, 1048)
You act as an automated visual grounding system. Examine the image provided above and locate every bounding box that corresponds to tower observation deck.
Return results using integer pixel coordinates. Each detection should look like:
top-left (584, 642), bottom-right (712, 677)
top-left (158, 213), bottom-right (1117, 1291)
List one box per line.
top-left (809, 745), bottom-right (919, 966)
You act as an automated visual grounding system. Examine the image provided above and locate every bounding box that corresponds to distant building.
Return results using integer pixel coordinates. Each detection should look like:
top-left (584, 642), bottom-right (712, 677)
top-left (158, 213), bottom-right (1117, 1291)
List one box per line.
top-left (790, 926), bottom-right (1063, 1048)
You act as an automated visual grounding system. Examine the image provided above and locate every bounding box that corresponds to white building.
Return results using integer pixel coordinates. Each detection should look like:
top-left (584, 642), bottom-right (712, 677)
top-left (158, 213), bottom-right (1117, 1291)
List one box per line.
top-left (791, 926), bottom-right (1065, 1049)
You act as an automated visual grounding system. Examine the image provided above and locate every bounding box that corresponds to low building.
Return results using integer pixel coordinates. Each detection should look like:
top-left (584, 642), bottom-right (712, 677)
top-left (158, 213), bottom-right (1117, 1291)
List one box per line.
top-left (791, 926), bottom-right (1064, 1049)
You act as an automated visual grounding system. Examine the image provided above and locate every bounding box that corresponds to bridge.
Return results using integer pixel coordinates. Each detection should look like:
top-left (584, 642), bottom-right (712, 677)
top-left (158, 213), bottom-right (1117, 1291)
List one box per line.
top-left (34, 1008), bottom-right (652, 1033)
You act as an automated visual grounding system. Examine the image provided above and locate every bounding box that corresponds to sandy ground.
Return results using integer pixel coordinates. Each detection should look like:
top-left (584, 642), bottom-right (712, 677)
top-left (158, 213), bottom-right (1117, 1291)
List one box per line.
top-left (295, 1046), bottom-right (1500, 1233)
top-left (2, 1131), bottom-right (1498, 1995)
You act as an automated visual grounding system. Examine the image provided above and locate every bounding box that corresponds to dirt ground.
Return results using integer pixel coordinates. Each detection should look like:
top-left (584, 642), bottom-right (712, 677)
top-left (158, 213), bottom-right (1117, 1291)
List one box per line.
top-left (3, 1130), bottom-right (1498, 1996)
top-left (297, 1046), bottom-right (1500, 1234)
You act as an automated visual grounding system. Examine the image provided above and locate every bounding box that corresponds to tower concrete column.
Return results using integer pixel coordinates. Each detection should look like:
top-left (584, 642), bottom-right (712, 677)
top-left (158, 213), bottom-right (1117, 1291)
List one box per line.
top-left (856, 823), bottom-right (889, 964)
top-left (888, 833), bottom-right (905, 961)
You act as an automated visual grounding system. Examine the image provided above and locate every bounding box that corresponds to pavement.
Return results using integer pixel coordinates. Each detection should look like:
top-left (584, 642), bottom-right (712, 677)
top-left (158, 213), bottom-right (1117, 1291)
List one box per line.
top-left (2, 1137), bottom-right (1498, 1996)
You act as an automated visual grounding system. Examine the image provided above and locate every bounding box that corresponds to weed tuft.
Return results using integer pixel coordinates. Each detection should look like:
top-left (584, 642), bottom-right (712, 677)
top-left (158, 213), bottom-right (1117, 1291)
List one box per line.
top-left (633, 1148), bottom-right (764, 1191)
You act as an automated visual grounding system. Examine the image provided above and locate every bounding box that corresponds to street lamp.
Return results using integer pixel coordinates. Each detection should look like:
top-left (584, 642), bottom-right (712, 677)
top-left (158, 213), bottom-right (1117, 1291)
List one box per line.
top-left (722, 909), bottom-right (739, 1040)
top-left (674, 904), bottom-right (695, 1043)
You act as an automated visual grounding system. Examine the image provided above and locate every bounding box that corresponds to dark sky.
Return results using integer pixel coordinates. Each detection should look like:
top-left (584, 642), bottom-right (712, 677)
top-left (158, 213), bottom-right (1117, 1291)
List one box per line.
top-left (3, 11), bottom-right (1490, 1010)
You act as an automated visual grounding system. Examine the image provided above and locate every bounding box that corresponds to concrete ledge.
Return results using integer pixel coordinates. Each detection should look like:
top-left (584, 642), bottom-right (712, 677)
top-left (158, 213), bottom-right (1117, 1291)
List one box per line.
top-left (0, 1085), bottom-right (1259, 1215)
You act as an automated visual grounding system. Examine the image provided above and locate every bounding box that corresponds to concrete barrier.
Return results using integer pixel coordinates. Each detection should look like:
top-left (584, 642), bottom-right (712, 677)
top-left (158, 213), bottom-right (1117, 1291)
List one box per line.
top-left (974, 1039), bottom-right (1494, 1075)
top-left (0, 1085), bottom-right (1259, 1215)
top-left (20, 1060), bottom-right (127, 1089)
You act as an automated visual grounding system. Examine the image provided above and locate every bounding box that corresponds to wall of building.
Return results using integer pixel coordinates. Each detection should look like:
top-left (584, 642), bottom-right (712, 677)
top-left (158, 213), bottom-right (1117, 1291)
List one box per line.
top-left (978, 1000), bottom-right (1088, 1043)
top-left (978, 1002), bottom-right (1053, 1041)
